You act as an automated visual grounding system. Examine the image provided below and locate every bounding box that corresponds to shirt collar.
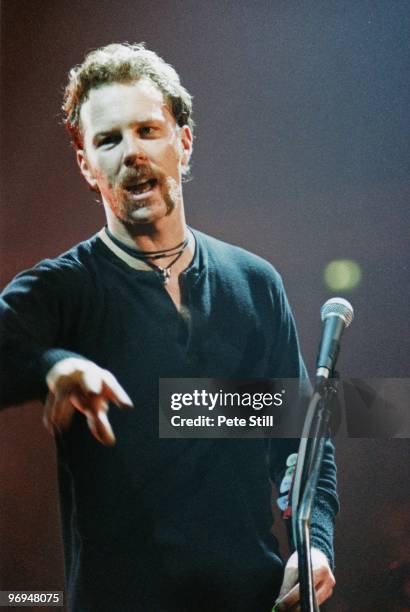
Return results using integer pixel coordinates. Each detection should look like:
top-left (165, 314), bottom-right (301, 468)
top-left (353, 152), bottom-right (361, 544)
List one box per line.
top-left (97, 226), bottom-right (202, 277)
top-left (97, 227), bottom-right (152, 272)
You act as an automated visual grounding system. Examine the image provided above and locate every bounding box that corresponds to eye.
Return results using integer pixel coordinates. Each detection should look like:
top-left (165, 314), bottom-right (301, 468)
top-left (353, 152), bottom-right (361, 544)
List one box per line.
top-left (138, 126), bottom-right (156, 137)
top-left (97, 134), bottom-right (121, 148)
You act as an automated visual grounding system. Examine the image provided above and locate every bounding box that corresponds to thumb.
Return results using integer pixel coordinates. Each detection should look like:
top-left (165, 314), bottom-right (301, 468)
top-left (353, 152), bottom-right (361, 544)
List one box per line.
top-left (278, 565), bottom-right (298, 600)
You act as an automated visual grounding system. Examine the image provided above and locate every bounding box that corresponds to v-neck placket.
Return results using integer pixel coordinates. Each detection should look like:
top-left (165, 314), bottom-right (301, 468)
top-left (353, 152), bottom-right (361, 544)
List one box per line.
top-left (98, 226), bottom-right (206, 354)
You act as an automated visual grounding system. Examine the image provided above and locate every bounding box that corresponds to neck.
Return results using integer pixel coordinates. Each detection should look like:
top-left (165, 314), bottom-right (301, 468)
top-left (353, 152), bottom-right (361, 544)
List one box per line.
top-left (104, 204), bottom-right (196, 276)
top-left (106, 208), bottom-right (188, 253)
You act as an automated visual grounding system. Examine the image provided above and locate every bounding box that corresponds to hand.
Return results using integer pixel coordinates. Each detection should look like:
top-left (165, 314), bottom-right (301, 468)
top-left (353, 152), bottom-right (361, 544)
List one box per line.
top-left (274, 547), bottom-right (335, 611)
top-left (43, 357), bottom-right (133, 446)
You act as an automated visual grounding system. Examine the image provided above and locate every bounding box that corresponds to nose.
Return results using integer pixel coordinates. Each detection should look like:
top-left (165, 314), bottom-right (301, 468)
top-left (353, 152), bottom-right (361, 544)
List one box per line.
top-left (123, 134), bottom-right (148, 168)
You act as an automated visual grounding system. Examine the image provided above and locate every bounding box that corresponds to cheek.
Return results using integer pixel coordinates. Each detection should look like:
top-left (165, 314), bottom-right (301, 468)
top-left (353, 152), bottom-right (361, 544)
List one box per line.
top-left (95, 157), bottom-right (121, 186)
top-left (149, 135), bottom-right (182, 167)
top-left (160, 143), bottom-right (183, 175)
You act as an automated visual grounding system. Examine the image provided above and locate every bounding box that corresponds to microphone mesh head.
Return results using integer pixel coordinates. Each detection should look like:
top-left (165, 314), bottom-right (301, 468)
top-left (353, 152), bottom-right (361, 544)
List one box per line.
top-left (321, 297), bottom-right (354, 327)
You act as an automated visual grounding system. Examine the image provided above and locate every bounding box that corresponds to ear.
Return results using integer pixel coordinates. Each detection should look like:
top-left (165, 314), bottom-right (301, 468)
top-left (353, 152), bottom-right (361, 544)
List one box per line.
top-left (76, 149), bottom-right (99, 190)
top-left (179, 125), bottom-right (193, 171)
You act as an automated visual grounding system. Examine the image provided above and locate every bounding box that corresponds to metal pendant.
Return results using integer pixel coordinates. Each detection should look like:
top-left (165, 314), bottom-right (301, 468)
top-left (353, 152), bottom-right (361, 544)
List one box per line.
top-left (160, 267), bottom-right (171, 284)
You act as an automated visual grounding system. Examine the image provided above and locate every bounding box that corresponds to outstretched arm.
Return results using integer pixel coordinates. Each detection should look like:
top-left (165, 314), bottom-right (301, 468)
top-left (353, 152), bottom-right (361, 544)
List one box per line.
top-left (1, 262), bottom-right (132, 444)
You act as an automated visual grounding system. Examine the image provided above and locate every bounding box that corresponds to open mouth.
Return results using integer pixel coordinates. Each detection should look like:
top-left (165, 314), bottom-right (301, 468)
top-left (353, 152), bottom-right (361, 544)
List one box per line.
top-left (125, 178), bottom-right (158, 195)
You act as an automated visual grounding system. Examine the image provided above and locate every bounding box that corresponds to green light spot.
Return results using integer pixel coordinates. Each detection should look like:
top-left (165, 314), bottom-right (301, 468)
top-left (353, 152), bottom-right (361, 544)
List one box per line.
top-left (324, 260), bottom-right (361, 291)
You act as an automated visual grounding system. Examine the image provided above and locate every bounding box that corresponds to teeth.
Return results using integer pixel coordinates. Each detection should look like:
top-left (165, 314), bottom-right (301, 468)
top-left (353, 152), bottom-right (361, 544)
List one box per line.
top-left (137, 181), bottom-right (151, 193)
top-left (128, 180), bottom-right (154, 194)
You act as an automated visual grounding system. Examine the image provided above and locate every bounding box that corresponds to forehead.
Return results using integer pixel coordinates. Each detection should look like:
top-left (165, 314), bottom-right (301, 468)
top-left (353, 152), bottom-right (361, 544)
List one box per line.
top-left (80, 79), bottom-right (174, 134)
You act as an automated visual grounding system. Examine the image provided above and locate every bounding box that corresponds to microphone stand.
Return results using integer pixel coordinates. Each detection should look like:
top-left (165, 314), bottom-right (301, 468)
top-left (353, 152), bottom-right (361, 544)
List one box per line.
top-left (290, 374), bottom-right (339, 612)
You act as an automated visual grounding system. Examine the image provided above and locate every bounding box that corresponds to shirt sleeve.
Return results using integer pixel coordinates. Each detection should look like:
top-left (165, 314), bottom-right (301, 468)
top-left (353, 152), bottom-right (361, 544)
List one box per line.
top-left (0, 262), bottom-right (85, 407)
top-left (266, 274), bottom-right (339, 567)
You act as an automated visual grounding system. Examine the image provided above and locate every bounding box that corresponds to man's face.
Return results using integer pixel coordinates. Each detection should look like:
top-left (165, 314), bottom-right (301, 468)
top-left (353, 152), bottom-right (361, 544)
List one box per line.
top-left (77, 79), bottom-right (192, 225)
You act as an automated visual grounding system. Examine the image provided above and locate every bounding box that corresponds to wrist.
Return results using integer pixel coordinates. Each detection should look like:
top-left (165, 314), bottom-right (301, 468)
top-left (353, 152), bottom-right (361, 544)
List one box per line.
top-left (46, 357), bottom-right (87, 391)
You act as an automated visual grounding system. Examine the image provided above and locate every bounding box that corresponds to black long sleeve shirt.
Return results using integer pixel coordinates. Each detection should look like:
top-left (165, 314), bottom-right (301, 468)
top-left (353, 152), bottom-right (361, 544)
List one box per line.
top-left (0, 228), bottom-right (338, 612)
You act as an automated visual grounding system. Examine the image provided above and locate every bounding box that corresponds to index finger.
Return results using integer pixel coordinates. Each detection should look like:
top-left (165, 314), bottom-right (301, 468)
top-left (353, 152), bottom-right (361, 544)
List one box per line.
top-left (99, 369), bottom-right (134, 408)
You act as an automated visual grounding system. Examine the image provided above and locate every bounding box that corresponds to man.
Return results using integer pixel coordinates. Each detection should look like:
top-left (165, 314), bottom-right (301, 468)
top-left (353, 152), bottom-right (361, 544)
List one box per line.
top-left (0, 43), bottom-right (338, 611)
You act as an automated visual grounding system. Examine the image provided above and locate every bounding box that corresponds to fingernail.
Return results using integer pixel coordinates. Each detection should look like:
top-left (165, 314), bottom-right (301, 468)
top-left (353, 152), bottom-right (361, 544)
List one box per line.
top-left (105, 435), bottom-right (116, 446)
top-left (112, 397), bottom-right (134, 409)
top-left (119, 391), bottom-right (134, 407)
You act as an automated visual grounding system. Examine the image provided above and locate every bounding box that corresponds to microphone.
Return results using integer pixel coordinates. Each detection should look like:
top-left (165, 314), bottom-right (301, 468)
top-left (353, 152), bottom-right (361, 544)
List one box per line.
top-left (316, 297), bottom-right (354, 383)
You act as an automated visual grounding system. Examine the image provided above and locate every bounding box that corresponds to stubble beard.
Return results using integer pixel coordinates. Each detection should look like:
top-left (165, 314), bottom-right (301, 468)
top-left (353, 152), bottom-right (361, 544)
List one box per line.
top-left (111, 176), bottom-right (182, 226)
